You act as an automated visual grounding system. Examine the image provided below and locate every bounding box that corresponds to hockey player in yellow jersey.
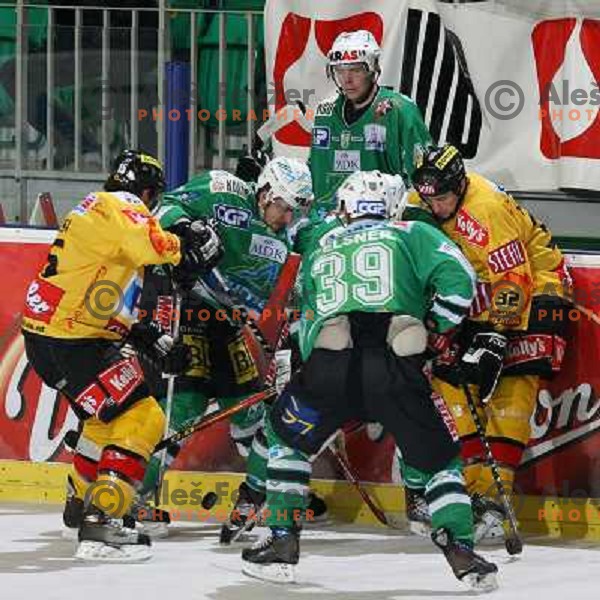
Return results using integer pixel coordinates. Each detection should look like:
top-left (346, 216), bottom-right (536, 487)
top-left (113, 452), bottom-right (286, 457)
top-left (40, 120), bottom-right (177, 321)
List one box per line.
top-left (407, 144), bottom-right (571, 543)
top-left (22, 149), bottom-right (224, 561)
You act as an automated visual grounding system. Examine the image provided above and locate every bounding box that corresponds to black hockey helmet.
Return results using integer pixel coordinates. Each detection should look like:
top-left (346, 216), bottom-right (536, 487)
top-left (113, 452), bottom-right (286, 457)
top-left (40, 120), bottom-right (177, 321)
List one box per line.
top-left (104, 149), bottom-right (165, 208)
top-left (412, 144), bottom-right (466, 198)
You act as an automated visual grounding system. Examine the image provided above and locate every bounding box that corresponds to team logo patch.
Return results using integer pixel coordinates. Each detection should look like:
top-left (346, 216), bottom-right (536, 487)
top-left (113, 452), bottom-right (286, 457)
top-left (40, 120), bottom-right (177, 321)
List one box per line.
top-left (213, 204), bottom-right (252, 229)
top-left (374, 98), bottom-right (393, 118)
top-left (24, 279), bottom-right (65, 324)
top-left (312, 126), bottom-right (330, 148)
top-left (333, 150), bottom-right (360, 172)
top-left (340, 131), bottom-right (351, 149)
top-left (364, 124), bottom-right (386, 151)
top-left (249, 234), bottom-right (288, 264)
top-left (488, 239), bottom-right (526, 274)
top-left (455, 208), bottom-right (489, 247)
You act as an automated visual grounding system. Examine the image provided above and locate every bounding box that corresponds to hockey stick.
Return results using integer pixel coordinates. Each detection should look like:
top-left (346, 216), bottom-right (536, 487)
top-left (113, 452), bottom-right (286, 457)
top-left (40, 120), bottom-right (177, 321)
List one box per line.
top-left (327, 444), bottom-right (395, 528)
top-left (155, 285), bottom-right (183, 505)
top-left (155, 386), bottom-right (277, 451)
top-left (460, 380), bottom-right (523, 555)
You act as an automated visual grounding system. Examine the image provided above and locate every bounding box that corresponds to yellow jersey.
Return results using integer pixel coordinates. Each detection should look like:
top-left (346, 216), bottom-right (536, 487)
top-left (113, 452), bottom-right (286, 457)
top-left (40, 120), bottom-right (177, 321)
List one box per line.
top-left (407, 173), bottom-right (571, 331)
top-left (22, 190), bottom-right (181, 340)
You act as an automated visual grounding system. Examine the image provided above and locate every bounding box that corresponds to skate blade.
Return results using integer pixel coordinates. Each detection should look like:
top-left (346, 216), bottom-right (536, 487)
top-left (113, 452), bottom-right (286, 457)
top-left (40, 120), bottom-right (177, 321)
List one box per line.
top-left (408, 520), bottom-right (432, 537)
top-left (62, 527), bottom-right (79, 541)
top-left (242, 560), bottom-right (296, 584)
top-left (462, 571), bottom-right (498, 593)
top-left (139, 521), bottom-right (169, 539)
top-left (75, 541), bottom-right (152, 563)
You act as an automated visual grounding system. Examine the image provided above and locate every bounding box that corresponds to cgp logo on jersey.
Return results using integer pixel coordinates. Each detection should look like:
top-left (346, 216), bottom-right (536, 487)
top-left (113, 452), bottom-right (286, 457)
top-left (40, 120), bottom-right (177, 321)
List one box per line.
top-left (249, 234), bottom-right (288, 264)
top-left (312, 126), bottom-right (331, 148)
top-left (213, 204), bottom-right (252, 229)
top-left (532, 19), bottom-right (600, 159)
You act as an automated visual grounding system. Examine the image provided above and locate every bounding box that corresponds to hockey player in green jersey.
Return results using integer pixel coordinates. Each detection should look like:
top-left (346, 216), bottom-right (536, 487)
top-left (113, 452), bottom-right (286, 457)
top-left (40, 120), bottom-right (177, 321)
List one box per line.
top-left (140, 157), bottom-right (315, 539)
top-left (241, 171), bottom-right (499, 593)
top-left (309, 30), bottom-right (432, 216)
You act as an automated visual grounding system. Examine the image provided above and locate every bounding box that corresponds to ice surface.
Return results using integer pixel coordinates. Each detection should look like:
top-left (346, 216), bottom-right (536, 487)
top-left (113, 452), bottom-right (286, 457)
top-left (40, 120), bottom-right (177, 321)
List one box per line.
top-left (0, 504), bottom-right (599, 600)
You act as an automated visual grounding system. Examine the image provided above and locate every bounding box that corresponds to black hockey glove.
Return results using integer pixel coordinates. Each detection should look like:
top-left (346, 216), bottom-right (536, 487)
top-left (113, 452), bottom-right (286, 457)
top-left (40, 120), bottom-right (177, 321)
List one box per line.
top-left (235, 137), bottom-right (269, 183)
top-left (460, 332), bottom-right (508, 403)
top-left (177, 219), bottom-right (224, 280)
top-left (128, 322), bottom-right (191, 376)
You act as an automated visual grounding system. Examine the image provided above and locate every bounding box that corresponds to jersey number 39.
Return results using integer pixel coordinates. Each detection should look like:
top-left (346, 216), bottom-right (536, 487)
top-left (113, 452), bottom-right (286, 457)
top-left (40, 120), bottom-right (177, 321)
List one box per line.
top-left (311, 243), bottom-right (393, 315)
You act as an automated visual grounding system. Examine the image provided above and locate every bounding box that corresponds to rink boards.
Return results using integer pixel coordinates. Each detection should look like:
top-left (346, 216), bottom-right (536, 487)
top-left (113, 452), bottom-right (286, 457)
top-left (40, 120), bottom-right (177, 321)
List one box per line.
top-left (1, 227), bottom-right (600, 540)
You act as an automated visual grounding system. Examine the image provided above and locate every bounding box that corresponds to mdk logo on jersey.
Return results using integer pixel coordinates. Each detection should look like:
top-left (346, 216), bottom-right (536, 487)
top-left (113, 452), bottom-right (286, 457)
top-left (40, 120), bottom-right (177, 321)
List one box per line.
top-left (532, 18), bottom-right (600, 159)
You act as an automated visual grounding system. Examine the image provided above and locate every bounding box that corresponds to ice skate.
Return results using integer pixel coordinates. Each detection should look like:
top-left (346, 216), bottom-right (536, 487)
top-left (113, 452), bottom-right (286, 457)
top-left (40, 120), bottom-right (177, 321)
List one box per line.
top-left (241, 526), bottom-right (300, 584)
top-left (75, 505), bottom-right (152, 563)
top-left (432, 527), bottom-right (498, 592)
top-left (472, 493), bottom-right (507, 545)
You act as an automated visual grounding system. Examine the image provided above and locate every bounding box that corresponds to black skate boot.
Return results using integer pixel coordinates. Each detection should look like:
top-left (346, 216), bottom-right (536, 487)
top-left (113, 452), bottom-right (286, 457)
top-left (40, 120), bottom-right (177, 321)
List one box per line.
top-left (76, 504), bottom-right (152, 562)
top-left (405, 487), bottom-right (431, 536)
top-left (472, 493), bottom-right (507, 545)
top-left (220, 481), bottom-right (265, 544)
top-left (242, 525), bottom-right (300, 583)
top-left (432, 527), bottom-right (498, 592)
top-left (306, 491), bottom-right (328, 523)
top-left (62, 475), bottom-right (84, 540)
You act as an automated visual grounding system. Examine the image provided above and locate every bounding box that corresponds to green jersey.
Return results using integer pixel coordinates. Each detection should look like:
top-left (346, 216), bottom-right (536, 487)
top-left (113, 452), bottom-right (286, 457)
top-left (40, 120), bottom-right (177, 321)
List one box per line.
top-left (309, 87), bottom-right (432, 215)
top-left (157, 170), bottom-right (291, 312)
top-left (298, 218), bottom-right (476, 360)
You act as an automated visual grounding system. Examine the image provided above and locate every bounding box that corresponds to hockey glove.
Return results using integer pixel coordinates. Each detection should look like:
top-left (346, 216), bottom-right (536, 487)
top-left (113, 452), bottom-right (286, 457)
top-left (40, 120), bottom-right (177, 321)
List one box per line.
top-left (178, 219), bottom-right (224, 278)
top-left (460, 332), bottom-right (507, 403)
top-left (235, 146), bottom-right (268, 183)
top-left (128, 322), bottom-right (191, 376)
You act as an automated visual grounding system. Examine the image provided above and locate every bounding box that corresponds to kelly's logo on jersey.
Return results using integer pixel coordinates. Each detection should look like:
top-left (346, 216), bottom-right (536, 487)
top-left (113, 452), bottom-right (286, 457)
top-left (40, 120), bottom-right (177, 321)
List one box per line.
top-left (455, 208), bottom-right (489, 247)
top-left (249, 234), bottom-right (288, 264)
top-left (312, 126), bottom-right (330, 148)
top-left (213, 204), bottom-right (252, 229)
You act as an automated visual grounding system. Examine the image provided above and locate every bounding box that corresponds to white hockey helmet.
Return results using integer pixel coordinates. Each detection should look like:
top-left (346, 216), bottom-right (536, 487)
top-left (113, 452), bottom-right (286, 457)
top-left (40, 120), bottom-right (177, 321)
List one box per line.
top-left (257, 156), bottom-right (313, 210)
top-left (326, 30), bottom-right (382, 80)
top-left (336, 171), bottom-right (407, 221)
